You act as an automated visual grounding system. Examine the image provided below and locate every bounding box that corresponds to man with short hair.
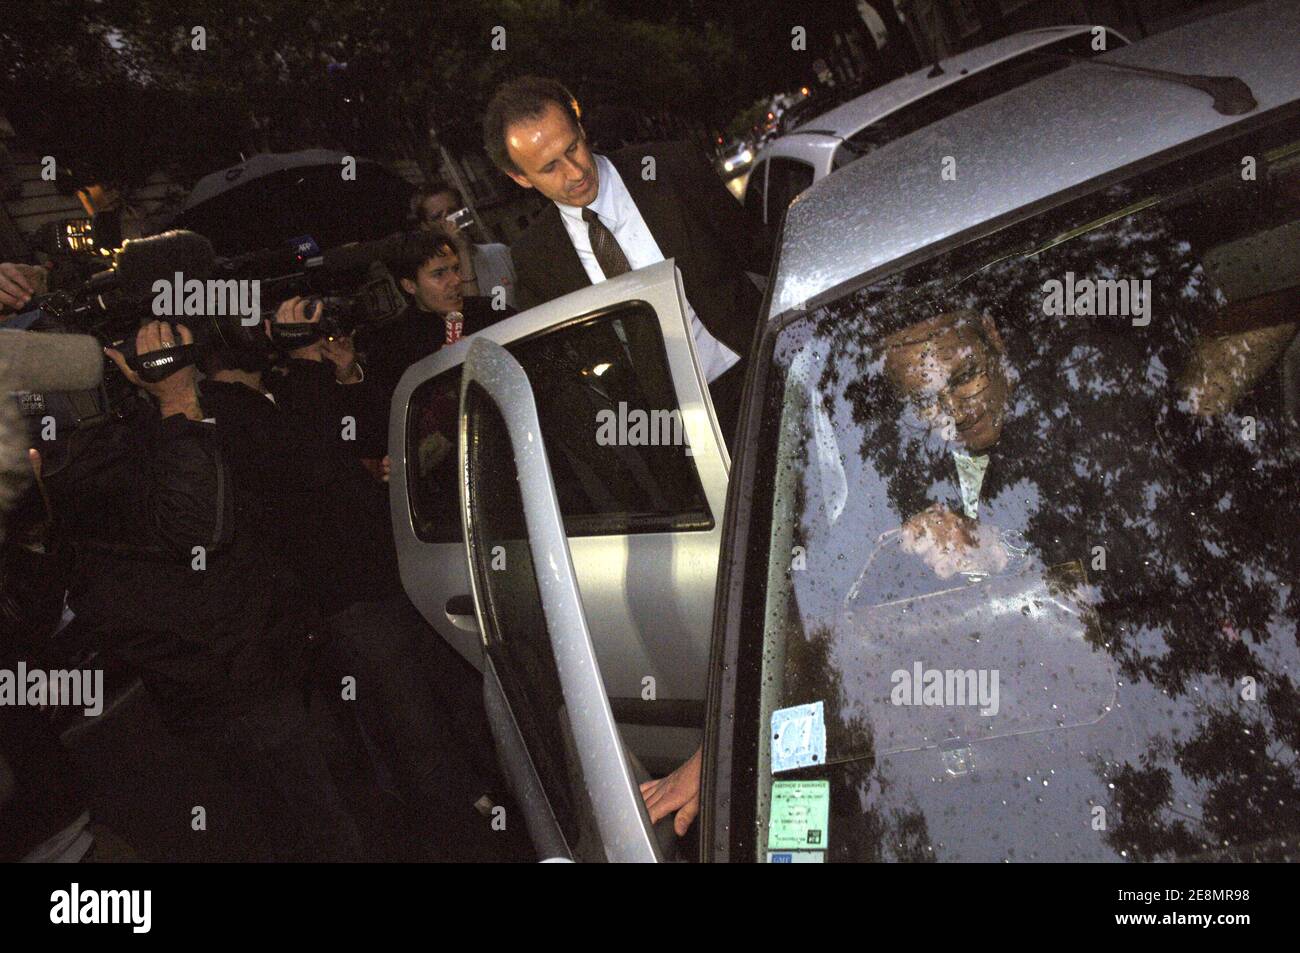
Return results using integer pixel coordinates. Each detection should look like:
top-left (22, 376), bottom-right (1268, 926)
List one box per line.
top-left (412, 182), bottom-right (517, 309)
top-left (482, 76), bottom-right (769, 443)
top-left (354, 227), bottom-right (513, 459)
top-left (367, 227), bottom-right (512, 385)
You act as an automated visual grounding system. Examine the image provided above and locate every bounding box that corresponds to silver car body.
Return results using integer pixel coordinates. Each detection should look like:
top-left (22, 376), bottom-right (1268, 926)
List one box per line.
top-left (770, 0), bottom-right (1300, 317)
top-left (459, 337), bottom-right (661, 862)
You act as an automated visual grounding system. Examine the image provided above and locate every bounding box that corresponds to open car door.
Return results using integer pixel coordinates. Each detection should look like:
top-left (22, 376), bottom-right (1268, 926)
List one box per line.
top-left (459, 336), bottom-right (668, 862)
top-left (390, 261), bottom-right (730, 772)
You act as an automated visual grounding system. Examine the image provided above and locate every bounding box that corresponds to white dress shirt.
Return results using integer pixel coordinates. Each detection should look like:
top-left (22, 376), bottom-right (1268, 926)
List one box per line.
top-left (951, 450), bottom-right (990, 519)
top-left (555, 153), bottom-right (739, 382)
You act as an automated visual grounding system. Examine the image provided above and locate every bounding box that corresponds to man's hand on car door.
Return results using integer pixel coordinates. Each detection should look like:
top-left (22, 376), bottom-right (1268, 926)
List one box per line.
top-left (640, 746), bottom-right (702, 837)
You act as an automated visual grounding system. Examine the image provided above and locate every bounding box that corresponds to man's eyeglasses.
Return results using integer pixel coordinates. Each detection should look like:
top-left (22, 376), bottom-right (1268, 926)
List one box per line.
top-left (913, 349), bottom-right (996, 420)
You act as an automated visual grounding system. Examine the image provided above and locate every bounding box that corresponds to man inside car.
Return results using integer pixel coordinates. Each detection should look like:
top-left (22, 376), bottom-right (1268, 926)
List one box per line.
top-left (880, 308), bottom-right (1015, 580)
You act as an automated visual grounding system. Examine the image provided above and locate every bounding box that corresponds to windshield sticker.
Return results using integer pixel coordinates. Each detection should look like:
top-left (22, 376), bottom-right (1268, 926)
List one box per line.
top-left (771, 701), bottom-right (827, 773)
top-left (768, 780), bottom-right (830, 852)
top-left (767, 850), bottom-right (826, 863)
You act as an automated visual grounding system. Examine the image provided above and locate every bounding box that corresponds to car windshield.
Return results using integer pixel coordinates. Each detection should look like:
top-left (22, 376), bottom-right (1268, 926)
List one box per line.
top-left (742, 115), bottom-right (1300, 862)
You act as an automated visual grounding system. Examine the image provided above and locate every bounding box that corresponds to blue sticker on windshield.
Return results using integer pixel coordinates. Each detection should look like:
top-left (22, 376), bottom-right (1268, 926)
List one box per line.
top-left (770, 701), bottom-right (826, 773)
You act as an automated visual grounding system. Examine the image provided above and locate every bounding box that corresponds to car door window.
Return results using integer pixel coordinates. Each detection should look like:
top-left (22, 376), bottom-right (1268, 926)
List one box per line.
top-left (406, 301), bottom-right (713, 543)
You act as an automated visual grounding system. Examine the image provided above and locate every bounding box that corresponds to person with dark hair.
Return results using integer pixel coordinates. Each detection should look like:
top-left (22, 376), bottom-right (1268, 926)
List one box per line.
top-left (879, 309), bottom-right (1015, 579)
top-left (44, 320), bottom-right (364, 861)
top-left (355, 225), bottom-right (514, 459)
top-left (482, 75), bottom-right (769, 443)
top-left (195, 301), bottom-right (506, 856)
top-left (412, 182), bottom-right (517, 309)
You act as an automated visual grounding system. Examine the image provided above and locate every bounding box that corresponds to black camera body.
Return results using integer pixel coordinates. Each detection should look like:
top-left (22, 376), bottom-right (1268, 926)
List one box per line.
top-left (259, 261), bottom-right (406, 350)
top-left (10, 230), bottom-right (408, 461)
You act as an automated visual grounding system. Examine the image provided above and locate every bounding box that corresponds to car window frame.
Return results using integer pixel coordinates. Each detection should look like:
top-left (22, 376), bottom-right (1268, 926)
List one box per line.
top-left (404, 299), bottom-right (716, 543)
top-left (745, 158), bottom-right (771, 225)
top-left (390, 258), bottom-right (733, 699)
top-left (764, 157), bottom-right (816, 220)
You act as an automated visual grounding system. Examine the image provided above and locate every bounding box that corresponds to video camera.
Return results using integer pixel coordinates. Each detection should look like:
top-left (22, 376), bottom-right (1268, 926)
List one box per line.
top-left (227, 233), bottom-right (408, 351)
top-left (9, 228), bottom-right (414, 452)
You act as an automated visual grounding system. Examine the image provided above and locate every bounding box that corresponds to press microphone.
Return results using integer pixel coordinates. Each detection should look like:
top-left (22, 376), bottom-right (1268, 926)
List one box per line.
top-left (0, 330), bottom-right (104, 393)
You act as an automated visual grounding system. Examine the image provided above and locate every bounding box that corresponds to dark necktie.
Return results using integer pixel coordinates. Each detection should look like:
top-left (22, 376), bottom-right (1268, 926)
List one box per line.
top-left (581, 207), bottom-right (631, 279)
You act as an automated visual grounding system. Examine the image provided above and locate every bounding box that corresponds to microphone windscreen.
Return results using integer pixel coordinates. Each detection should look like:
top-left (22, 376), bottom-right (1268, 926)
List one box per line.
top-left (0, 330), bottom-right (104, 392)
top-left (115, 230), bottom-right (216, 292)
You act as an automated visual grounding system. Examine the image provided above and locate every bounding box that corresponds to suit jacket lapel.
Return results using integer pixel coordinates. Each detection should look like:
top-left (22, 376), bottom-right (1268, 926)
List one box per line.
top-left (537, 203), bottom-right (591, 296)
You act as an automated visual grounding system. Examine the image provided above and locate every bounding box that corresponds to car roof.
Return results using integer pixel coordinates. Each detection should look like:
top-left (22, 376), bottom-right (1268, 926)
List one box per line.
top-left (769, 0), bottom-right (1300, 318)
top-left (786, 25), bottom-right (1115, 142)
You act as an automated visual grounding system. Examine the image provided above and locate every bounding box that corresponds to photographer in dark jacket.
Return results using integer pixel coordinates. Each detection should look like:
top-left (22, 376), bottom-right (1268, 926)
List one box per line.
top-left (48, 320), bottom-right (362, 861)
top-left (197, 299), bottom-right (498, 852)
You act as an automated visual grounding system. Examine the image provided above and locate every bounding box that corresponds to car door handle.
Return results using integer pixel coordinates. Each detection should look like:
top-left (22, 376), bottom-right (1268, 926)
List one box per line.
top-left (445, 595), bottom-right (479, 632)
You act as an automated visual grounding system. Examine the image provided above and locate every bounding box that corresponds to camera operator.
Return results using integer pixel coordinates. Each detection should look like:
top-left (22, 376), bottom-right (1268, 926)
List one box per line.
top-left (197, 298), bottom-right (501, 855)
top-left (45, 319), bottom-right (363, 861)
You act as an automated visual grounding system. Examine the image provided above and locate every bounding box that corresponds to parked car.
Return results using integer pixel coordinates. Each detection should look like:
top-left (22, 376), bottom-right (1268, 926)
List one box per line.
top-left (742, 25), bottom-right (1129, 245)
top-left (392, 0), bottom-right (1300, 861)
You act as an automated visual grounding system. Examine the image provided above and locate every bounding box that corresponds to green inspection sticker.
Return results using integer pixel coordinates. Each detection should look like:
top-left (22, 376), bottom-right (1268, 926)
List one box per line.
top-left (768, 780), bottom-right (830, 851)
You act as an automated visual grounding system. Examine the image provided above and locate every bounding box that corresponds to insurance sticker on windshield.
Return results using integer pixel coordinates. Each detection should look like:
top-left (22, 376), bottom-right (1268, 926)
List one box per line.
top-left (770, 701), bottom-right (826, 773)
top-left (768, 780), bottom-right (830, 852)
top-left (766, 850), bottom-right (825, 863)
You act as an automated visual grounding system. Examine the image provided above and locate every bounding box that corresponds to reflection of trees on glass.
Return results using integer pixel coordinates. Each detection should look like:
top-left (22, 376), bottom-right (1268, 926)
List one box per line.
top-left (778, 608), bottom-right (936, 862)
top-left (770, 149), bottom-right (1300, 859)
top-left (770, 366), bottom-right (936, 861)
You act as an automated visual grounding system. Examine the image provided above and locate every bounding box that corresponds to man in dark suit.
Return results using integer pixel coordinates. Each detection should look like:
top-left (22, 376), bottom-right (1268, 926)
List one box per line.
top-left (482, 76), bottom-right (769, 442)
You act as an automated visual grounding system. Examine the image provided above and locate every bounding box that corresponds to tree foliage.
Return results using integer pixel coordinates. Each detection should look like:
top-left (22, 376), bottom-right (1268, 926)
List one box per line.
top-left (2, 0), bottom-right (750, 188)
